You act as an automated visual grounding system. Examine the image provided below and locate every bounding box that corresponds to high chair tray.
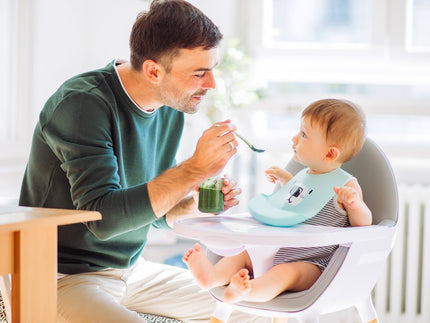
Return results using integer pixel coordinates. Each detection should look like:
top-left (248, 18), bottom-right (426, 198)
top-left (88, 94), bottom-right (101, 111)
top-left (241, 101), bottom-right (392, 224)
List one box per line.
top-left (174, 213), bottom-right (394, 250)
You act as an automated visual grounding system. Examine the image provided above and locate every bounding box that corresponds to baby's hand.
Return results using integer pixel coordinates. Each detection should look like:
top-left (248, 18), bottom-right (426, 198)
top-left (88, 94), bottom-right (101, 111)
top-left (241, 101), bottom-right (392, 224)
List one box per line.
top-left (333, 186), bottom-right (360, 209)
top-left (265, 166), bottom-right (292, 185)
top-left (265, 166), bottom-right (282, 183)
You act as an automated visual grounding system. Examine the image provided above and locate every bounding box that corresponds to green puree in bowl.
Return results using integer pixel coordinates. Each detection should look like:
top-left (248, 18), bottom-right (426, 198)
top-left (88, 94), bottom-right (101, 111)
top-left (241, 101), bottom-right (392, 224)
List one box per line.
top-left (198, 177), bottom-right (224, 213)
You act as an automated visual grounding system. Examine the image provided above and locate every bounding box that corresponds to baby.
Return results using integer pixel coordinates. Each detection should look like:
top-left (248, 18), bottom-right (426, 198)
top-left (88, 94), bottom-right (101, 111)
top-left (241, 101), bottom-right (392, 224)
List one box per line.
top-left (183, 98), bottom-right (372, 303)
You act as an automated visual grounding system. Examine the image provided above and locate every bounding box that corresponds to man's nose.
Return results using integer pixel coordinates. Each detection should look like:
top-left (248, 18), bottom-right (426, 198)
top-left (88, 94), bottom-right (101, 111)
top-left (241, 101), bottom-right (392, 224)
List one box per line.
top-left (203, 70), bottom-right (216, 89)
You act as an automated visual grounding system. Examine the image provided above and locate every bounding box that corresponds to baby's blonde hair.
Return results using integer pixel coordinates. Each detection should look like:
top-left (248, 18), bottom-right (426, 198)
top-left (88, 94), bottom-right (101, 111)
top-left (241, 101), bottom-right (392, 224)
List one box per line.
top-left (302, 98), bottom-right (366, 163)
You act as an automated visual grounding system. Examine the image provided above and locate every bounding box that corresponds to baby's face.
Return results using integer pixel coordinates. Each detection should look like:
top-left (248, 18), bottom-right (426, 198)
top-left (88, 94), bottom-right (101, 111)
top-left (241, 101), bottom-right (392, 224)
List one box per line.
top-left (291, 117), bottom-right (330, 173)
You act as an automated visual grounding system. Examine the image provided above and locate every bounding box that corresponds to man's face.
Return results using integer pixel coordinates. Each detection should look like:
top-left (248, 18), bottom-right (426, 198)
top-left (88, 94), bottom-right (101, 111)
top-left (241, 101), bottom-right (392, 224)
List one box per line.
top-left (158, 47), bottom-right (218, 114)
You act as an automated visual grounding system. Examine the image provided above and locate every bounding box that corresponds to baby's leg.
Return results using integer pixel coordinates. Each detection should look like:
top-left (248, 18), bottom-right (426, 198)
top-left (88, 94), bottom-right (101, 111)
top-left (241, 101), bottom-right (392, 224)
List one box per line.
top-left (224, 261), bottom-right (321, 303)
top-left (183, 243), bottom-right (251, 289)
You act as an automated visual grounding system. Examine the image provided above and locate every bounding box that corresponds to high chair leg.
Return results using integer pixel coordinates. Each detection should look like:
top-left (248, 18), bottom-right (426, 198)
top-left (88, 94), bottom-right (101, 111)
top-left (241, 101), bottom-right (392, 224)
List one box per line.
top-left (209, 302), bottom-right (233, 323)
top-left (209, 316), bottom-right (225, 323)
top-left (355, 294), bottom-right (378, 323)
top-left (295, 311), bottom-right (319, 323)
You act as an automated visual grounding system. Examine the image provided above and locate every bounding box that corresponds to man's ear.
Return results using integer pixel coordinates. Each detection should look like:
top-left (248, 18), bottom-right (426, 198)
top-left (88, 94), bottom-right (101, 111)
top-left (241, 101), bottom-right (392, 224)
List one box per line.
top-left (142, 59), bottom-right (163, 84)
top-left (325, 146), bottom-right (340, 161)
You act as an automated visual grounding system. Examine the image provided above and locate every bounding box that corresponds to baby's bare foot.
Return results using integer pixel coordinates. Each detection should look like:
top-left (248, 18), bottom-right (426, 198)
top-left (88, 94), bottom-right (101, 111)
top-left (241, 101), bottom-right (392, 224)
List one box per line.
top-left (182, 243), bottom-right (215, 289)
top-left (223, 268), bottom-right (251, 303)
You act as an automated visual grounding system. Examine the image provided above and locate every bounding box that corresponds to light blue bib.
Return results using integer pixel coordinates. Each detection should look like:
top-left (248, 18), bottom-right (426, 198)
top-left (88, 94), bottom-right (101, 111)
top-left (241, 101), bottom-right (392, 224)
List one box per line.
top-left (248, 167), bottom-right (352, 227)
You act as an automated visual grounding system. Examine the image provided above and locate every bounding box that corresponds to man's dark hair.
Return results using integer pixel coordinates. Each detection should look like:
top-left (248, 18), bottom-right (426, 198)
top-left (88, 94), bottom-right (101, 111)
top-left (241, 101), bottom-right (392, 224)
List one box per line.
top-left (129, 0), bottom-right (223, 71)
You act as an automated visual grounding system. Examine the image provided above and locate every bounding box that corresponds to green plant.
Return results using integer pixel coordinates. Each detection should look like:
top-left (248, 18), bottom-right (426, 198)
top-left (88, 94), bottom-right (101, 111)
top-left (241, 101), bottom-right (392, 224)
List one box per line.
top-left (202, 39), bottom-right (265, 123)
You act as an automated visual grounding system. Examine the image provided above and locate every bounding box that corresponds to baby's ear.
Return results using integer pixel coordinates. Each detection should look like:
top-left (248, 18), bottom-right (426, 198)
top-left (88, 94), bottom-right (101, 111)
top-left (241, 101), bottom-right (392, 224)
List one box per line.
top-left (325, 146), bottom-right (340, 161)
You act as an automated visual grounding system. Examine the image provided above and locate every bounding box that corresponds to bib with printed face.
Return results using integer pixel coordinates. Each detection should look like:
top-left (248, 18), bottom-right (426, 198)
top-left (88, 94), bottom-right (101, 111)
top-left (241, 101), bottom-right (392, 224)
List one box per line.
top-left (248, 167), bottom-right (352, 227)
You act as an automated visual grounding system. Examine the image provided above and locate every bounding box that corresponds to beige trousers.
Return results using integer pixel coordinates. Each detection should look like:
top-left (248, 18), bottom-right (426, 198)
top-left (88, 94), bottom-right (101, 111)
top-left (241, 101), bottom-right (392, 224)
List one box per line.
top-left (57, 258), bottom-right (270, 323)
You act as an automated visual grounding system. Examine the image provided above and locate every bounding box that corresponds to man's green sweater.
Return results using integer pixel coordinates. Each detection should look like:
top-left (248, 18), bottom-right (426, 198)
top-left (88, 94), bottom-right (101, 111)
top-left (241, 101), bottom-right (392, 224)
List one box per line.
top-left (19, 61), bottom-right (184, 274)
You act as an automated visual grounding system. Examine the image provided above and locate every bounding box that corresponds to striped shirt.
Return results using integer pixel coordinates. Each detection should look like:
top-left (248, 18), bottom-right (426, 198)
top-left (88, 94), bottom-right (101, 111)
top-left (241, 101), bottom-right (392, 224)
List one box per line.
top-left (273, 196), bottom-right (349, 272)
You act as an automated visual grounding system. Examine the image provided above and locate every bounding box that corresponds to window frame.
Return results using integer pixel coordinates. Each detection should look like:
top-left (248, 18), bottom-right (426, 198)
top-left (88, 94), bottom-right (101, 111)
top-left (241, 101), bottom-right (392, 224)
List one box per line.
top-left (405, 0), bottom-right (430, 52)
top-left (242, 0), bottom-right (430, 88)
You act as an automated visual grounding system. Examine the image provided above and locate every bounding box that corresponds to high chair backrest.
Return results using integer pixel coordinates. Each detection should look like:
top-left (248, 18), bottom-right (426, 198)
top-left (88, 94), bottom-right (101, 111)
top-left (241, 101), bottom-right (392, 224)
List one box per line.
top-left (284, 138), bottom-right (398, 226)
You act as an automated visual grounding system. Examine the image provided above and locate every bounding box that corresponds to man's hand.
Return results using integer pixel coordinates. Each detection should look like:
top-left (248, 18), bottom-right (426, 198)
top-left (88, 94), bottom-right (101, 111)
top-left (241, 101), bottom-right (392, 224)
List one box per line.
top-left (186, 120), bottom-right (238, 180)
top-left (221, 175), bottom-right (241, 212)
top-left (148, 120), bottom-right (239, 220)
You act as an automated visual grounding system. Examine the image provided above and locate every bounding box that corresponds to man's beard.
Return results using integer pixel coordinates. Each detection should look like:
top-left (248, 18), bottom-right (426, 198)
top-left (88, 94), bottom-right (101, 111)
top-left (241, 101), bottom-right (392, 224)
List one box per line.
top-left (161, 90), bottom-right (208, 114)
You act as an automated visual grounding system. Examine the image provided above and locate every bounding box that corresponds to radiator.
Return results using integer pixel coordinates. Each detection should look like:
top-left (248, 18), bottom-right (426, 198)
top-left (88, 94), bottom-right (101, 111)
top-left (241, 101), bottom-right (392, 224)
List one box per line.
top-left (373, 184), bottom-right (430, 323)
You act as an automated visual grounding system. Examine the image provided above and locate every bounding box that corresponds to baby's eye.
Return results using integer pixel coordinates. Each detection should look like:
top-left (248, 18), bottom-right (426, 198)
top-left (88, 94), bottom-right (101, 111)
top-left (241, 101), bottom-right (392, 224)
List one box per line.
top-left (194, 72), bottom-right (206, 78)
top-left (301, 131), bottom-right (306, 138)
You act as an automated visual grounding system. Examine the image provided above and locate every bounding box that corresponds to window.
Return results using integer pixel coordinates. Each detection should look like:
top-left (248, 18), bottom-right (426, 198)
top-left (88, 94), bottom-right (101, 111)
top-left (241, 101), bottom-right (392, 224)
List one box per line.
top-left (265, 0), bottom-right (372, 48)
top-left (234, 0), bottom-right (430, 186)
top-left (262, 0), bottom-right (430, 53)
top-left (406, 0), bottom-right (430, 51)
top-left (243, 0), bottom-right (430, 107)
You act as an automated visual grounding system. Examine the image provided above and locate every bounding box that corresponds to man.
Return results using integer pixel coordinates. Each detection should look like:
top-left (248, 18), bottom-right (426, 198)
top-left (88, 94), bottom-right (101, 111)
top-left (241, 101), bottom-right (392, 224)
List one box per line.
top-left (20, 1), bottom-right (266, 322)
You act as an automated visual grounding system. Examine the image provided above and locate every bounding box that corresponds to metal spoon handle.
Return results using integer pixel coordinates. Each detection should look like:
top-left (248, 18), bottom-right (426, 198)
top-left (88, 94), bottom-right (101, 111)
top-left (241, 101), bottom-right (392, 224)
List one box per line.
top-left (235, 131), bottom-right (265, 153)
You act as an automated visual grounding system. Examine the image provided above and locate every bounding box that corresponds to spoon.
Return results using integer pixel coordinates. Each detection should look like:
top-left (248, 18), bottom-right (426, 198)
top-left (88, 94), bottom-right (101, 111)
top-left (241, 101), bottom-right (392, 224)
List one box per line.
top-left (235, 131), bottom-right (265, 153)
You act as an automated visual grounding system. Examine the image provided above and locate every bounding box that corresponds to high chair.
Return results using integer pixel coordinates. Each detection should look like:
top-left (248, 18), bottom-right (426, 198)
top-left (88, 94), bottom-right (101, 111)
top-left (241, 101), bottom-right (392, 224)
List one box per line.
top-left (174, 138), bottom-right (398, 323)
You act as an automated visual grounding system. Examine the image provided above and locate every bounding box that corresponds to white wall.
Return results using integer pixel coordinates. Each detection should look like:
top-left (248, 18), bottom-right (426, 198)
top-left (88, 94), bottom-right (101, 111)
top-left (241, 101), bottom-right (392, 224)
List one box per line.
top-left (31, 0), bottom-right (146, 119)
top-left (30, 0), bottom-right (237, 115)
